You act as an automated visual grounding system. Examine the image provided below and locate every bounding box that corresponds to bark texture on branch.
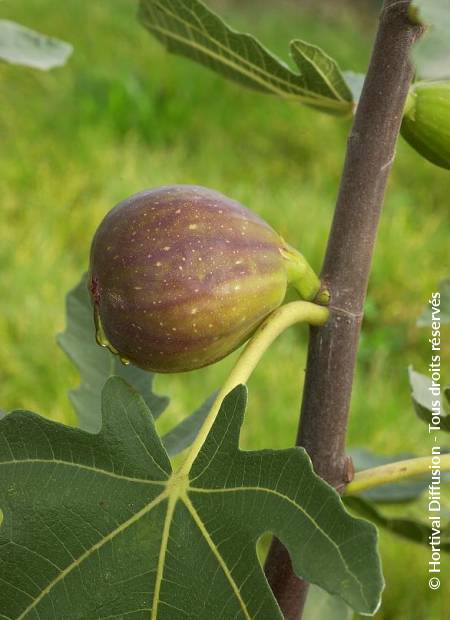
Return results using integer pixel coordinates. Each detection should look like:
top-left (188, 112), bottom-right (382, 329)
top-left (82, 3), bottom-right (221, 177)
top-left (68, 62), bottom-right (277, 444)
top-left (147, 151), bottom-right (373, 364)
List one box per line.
top-left (265, 2), bottom-right (424, 618)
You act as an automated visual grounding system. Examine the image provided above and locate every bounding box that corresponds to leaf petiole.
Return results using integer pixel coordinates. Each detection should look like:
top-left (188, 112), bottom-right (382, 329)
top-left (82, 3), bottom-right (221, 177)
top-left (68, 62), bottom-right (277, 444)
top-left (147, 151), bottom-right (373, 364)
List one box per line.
top-left (179, 301), bottom-right (329, 475)
top-left (346, 453), bottom-right (450, 495)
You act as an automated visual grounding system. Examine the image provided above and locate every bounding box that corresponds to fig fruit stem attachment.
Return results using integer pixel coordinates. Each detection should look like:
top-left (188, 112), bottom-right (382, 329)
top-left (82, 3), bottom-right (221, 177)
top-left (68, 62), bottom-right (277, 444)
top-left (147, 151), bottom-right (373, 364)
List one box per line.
top-left (280, 244), bottom-right (329, 305)
top-left (403, 87), bottom-right (415, 119)
top-left (345, 453), bottom-right (450, 495)
top-left (178, 301), bottom-right (329, 476)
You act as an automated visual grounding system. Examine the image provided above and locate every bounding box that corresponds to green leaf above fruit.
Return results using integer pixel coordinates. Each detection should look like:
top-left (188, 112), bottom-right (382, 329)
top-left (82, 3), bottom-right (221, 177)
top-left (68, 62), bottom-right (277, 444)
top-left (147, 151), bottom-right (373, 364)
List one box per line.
top-left (138, 0), bottom-right (353, 116)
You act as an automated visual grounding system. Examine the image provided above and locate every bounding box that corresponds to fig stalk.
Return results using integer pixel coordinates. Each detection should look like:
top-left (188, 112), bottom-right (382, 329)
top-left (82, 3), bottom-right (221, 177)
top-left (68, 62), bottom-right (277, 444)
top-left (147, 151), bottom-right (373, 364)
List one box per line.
top-left (280, 245), bottom-right (325, 303)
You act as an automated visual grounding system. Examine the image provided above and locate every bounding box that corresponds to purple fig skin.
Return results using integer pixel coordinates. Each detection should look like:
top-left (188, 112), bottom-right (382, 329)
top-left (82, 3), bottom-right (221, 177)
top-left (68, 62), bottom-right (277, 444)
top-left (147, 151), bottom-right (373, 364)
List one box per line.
top-left (89, 185), bottom-right (297, 373)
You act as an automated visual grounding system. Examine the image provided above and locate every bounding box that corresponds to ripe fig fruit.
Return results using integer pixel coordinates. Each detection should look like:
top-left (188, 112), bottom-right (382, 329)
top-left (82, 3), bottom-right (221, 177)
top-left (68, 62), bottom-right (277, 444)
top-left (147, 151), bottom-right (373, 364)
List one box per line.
top-left (89, 185), bottom-right (323, 372)
top-left (400, 80), bottom-right (450, 170)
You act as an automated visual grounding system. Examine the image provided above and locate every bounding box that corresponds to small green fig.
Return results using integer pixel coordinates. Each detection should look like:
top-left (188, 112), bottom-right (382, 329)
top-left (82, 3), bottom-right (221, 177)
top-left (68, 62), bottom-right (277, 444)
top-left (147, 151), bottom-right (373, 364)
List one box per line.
top-left (400, 80), bottom-right (450, 170)
top-left (89, 185), bottom-right (323, 373)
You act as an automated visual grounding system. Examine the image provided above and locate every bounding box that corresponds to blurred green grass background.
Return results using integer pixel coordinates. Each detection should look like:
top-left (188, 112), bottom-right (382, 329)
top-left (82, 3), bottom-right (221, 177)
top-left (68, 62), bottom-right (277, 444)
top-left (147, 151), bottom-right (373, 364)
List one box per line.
top-left (1, 0), bottom-right (449, 618)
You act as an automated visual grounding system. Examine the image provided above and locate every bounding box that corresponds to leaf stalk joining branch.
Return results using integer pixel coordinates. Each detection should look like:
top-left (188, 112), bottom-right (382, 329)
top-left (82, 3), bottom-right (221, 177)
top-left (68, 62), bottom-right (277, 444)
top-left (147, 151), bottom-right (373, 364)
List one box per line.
top-left (346, 454), bottom-right (450, 495)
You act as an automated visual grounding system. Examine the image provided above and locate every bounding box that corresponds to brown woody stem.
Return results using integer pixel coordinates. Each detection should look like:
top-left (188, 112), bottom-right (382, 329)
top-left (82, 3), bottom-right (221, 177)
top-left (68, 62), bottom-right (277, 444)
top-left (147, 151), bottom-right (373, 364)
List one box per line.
top-left (264, 2), bottom-right (423, 617)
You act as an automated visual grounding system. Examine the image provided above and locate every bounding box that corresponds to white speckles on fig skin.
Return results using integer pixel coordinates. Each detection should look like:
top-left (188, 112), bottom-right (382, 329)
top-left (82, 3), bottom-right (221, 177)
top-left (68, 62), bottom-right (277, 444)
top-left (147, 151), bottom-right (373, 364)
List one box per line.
top-left (89, 185), bottom-right (292, 372)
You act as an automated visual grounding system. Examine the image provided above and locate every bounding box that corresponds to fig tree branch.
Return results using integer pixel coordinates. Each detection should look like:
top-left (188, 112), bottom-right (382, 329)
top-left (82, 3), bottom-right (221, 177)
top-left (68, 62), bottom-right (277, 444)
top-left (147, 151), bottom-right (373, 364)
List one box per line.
top-left (264, 1), bottom-right (424, 618)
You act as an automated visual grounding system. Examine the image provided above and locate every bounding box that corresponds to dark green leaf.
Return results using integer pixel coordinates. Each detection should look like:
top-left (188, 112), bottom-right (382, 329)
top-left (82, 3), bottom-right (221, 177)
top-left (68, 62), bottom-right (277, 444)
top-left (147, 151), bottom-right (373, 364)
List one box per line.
top-left (0, 380), bottom-right (383, 617)
top-left (57, 274), bottom-right (169, 433)
top-left (138, 0), bottom-right (353, 115)
top-left (0, 20), bottom-right (73, 70)
top-left (344, 496), bottom-right (450, 552)
top-left (350, 448), bottom-right (430, 503)
top-left (417, 277), bottom-right (450, 327)
top-left (409, 366), bottom-right (450, 433)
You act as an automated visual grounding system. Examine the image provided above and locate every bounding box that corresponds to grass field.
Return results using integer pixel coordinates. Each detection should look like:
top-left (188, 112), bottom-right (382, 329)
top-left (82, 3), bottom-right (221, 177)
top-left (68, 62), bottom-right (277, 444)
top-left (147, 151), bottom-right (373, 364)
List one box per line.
top-left (1, 1), bottom-right (449, 618)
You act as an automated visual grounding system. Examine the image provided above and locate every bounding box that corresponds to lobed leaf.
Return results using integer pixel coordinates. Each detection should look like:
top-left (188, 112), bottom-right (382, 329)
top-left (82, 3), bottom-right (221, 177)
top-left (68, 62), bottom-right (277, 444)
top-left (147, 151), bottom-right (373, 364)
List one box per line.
top-left (0, 379), bottom-right (383, 617)
top-left (138, 0), bottom-right (353, 115)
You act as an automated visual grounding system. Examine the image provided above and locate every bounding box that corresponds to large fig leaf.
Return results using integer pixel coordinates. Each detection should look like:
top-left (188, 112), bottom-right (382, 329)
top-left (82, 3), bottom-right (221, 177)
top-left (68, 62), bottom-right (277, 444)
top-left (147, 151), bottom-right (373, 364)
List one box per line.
top-left (138, 0), bottom-right (353, 116)
top-left (0, 20), bottom-right (73, 70)
top-left (0, 379), bottom-right (383, 617)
